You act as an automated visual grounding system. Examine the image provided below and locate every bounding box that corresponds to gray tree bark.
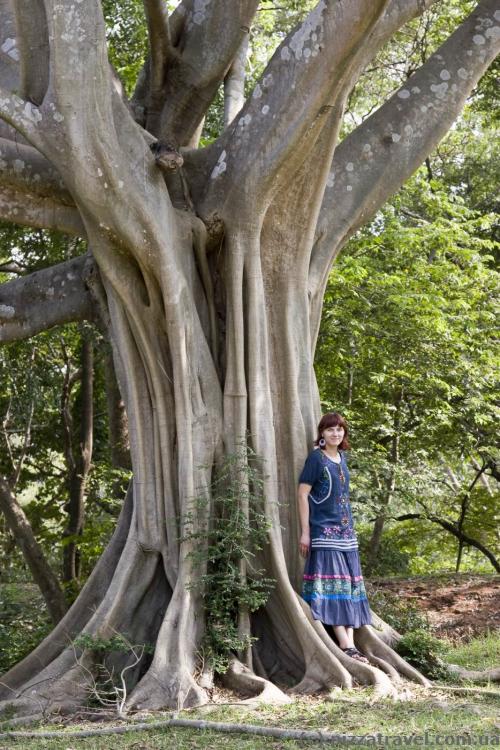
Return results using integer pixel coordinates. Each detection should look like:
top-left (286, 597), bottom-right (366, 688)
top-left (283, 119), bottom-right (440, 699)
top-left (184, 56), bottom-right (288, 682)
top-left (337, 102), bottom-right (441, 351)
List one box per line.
top-left (0, 0), bottom-right (498, 719)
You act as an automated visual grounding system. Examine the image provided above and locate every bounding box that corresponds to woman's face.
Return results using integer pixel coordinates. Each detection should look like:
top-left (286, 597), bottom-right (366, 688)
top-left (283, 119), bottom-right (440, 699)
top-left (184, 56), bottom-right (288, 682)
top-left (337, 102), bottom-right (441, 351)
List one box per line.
top-left (322, 424), bottom-right (345, 448)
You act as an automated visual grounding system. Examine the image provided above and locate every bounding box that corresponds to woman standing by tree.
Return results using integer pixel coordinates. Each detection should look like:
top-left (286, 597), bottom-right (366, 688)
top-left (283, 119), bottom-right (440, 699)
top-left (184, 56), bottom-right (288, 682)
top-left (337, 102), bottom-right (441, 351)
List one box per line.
top-left (298, 413), bottom-right (372, 663)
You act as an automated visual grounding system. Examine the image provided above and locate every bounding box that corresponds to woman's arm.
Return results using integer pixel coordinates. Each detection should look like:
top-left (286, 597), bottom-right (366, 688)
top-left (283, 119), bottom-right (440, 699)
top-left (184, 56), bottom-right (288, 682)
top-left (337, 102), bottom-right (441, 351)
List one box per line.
top-left (297, 483), bottom-right (311, 558)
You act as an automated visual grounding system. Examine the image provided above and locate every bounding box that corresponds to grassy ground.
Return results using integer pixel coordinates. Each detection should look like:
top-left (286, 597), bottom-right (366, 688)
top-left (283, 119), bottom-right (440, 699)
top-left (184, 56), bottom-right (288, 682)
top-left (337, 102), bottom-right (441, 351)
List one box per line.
top-left (443, 631), bottom-right (500, 672)
top-left (1, 633), bottom-right (498, 750)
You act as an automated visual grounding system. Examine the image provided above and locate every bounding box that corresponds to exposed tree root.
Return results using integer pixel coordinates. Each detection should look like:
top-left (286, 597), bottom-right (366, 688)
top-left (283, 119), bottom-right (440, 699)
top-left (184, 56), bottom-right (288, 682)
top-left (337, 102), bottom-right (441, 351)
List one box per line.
top-left (0, 713), bottom-right (44, 730)
top-left (429, 685), bottom-right (500, 699)
top-left (0, 651), bottom-right (99, 723)
top-left (355, 625), bottom-right (431, 687)
top-left (0, 486), bottom-right (133, 700)
top-left (221, 658), bottom-right (292, 705)
top-left (125, 667), bottom-right (207, 712)
top-left (125, 583), bottom-right (208, 711)
top-left (369, 612), bottom-right (402, 648)
top-left (363, 653), bottom-right (401, 681)
top-left (0, 716), bottom-right (408, 743)
top-left (445, 665), bottom-right (500, 684)
top-left (0, 509), bottom-right (170, 721)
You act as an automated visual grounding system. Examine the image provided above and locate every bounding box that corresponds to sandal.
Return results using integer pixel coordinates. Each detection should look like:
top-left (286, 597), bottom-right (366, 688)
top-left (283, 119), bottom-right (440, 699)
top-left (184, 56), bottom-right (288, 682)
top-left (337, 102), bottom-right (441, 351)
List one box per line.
top-left (341, 647), bottom-right (369, 664)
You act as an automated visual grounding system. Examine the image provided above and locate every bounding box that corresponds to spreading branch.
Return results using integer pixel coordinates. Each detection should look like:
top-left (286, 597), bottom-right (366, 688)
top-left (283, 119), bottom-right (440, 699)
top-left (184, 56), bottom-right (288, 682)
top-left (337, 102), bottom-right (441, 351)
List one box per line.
top-left (394, 513), bottom-right (500, 573)
top-left (135, 0), bottom-right (260, 143)
top-left (0, 476), bottom-right (68, 624)
top-left (198, 0), bottom-right (393, 212)
top-left (0, 135), bottom-right (85, 233)
top-left (12, 0), bottom-right (49, 105)
top-left (0, 184), bottom-right (84, 235)
top-left (0, 86), bottom-right (44, 149)
top-left (310, 0), bottom-right (500, 297)
top-left (0, 255), bottom-right (97, 343)
top-left (159, 0), bottom-right (259, 142)
top-left (0, 137), bottom-right (73, 203)
top-left (250, 0), bottom-right (441, 225)
top-left (143, 0), bottom-right (171, 97)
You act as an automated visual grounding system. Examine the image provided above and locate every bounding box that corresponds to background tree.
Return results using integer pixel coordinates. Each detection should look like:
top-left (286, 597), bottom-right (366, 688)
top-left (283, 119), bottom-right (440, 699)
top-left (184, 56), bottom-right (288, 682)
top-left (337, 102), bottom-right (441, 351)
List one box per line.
top-left (316, 101), bottom-right (499, 577)
top-left (0, 0), bottom-right (498, 718)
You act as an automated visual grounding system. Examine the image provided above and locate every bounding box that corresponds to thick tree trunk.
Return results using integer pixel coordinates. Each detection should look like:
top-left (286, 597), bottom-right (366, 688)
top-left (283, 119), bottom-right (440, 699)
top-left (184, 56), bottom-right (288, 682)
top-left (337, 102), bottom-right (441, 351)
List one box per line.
top-left (0, 203), bottom-right (429, 718)
top-left (0, 477), bottom-right (68, 624)
top-left (0, 0), bottom-right (498, 722)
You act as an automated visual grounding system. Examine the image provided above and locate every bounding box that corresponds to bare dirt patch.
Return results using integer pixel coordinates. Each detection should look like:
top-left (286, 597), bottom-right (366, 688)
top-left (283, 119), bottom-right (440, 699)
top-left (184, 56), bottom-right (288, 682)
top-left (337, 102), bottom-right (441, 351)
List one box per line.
top-left (368, 573), bottom-right (500, 642)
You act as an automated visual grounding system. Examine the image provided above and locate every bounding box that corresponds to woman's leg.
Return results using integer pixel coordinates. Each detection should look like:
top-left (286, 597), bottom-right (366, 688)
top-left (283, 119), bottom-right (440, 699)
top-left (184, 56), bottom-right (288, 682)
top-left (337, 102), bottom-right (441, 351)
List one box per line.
top-left (332, 625), bottom-right (369, 663)
top-left (332, 625), bottom-right (353, 649)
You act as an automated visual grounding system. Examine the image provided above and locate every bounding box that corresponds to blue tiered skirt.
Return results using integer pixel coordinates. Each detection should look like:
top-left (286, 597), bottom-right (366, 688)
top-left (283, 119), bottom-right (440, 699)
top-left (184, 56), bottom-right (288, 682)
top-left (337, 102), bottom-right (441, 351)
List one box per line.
top-left (301, 549), bottom-right (372, 628)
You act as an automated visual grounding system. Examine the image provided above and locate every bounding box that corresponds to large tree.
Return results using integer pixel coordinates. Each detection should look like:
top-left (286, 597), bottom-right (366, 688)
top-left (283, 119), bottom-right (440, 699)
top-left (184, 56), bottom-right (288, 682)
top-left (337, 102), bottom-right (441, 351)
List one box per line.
top-left (0, 0), bottom-right (498, 718)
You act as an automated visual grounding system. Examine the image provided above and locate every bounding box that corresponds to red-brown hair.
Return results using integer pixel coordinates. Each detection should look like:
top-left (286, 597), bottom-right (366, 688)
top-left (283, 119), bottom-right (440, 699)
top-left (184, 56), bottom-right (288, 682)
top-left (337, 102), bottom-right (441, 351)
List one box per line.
top-left (314, 412), bottom-right (351, 450)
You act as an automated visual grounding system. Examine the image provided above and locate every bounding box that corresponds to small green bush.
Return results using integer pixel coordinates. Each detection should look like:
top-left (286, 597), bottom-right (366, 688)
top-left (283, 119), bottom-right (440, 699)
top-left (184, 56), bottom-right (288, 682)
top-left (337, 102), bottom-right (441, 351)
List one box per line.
top-left (395, 628), bottom-right (450, 679)
top-left (184, 444), bottom-right (275, 675)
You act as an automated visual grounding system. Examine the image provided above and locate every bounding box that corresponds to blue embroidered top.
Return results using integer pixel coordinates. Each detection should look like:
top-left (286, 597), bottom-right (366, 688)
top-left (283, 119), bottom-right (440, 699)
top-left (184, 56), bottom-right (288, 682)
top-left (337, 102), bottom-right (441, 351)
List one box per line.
top-left (298, 448), bottom-right (358, 551)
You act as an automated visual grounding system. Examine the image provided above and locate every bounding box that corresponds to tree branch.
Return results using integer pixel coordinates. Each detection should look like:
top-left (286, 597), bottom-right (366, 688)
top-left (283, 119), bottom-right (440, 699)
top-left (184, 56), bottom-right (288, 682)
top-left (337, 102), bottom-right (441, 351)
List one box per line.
top-left (0, 2), bottom-right (19, 93)
top-left (0, 255), bottom-right (97, 342)
top-left (0, 137), bottom-right (72, 202)
top-left (143, 0), bottom-right (171, 97)
top-left (11, 393), bottom-right (35, 488)
top-left (198, 0), bottom-right (394, 212)
top-left (0, 184), bottom-right (85, 235)
top-left (0, 135), bottom-right (85, 234)
top-left (0, 476), bottom-right (68, 624)
top-left (145, 0), bottom-right (260, 143)
top-left (42, 0), bottom-right (111, 114)
top-left (224, 33), bottom-right (250, 127)
top-left (18, 0), bottom-right (152, 231)
top-left (393, 512), bottom-right (500, 572)
top-left (310, 0), bottom-right (500, 297)
top-left (12, 0), bottom-right (50, 105)
top-left (0, 86), bottom-right (44, 148)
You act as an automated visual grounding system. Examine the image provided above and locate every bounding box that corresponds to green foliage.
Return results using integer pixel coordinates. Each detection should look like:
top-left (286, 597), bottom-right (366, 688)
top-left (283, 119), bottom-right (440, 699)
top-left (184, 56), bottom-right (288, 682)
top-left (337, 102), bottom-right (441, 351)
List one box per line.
top-left (0, 584), bottom-right (52, 673)
top-left (367, 587), bottom-right (429, 634)
top-left (316, 154), bottom-right (499, 572)
top-left (73, 632), bottom-right (153, 656)
top-left (357, 527), bottom-right (411, 577)
top-left (184, 445), bottom-right (275, 674)
top-left (102, 0), bottom-right (147, 96)
top-left (380, 520), bottom-right (496, 576)
top-left (75, 463), bottom-right (131, 580)
top-left (396, 628), bottom-right (450, 680)
top-left (0, 287), bottom-right (131, 587)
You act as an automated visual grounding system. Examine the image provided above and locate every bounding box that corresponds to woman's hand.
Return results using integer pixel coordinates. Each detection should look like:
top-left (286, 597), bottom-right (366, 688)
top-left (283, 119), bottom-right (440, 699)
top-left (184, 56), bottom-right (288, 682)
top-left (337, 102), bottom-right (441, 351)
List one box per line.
top-left (299, 532), bottom-right (310, 558)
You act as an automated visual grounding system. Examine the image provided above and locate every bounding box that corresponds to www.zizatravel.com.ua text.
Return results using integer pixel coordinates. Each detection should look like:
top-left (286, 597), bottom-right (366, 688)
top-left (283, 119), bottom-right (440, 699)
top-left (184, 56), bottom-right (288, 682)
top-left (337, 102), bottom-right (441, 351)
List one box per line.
top-left (328, 733), bottom-right (499, 746)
